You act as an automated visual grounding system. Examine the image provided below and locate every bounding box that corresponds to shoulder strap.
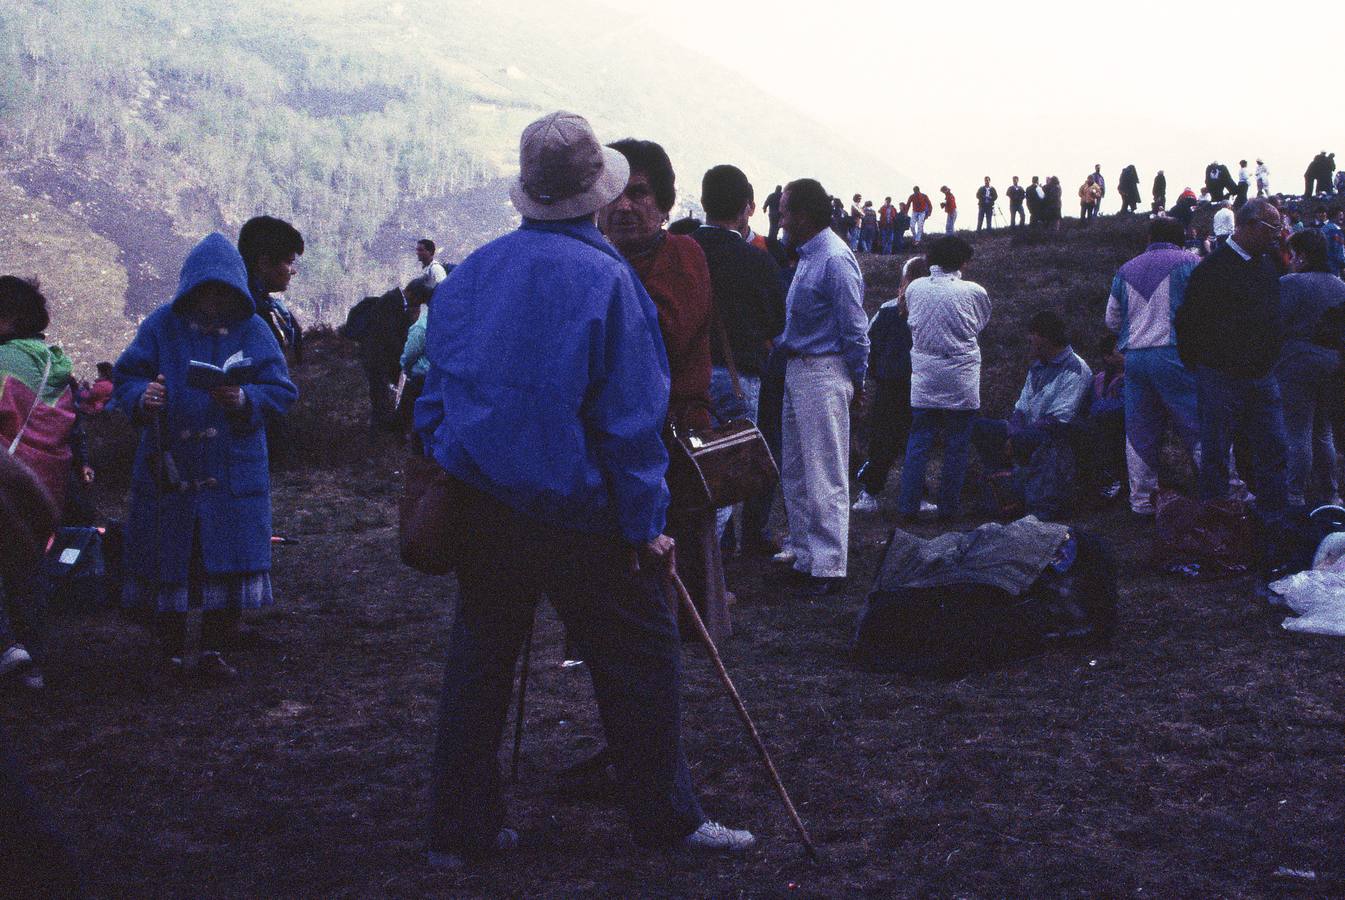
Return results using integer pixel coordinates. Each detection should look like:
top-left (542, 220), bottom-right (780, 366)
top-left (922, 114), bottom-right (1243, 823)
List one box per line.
top-left (8, 350), bottom-right (54, 455)
top-left (711, 306), bottom-right (744, 401)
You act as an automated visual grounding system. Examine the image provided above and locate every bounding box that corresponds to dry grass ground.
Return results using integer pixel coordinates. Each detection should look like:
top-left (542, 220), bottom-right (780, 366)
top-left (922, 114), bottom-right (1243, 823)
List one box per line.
top-left (4, 218), bottom-right (1343, 897)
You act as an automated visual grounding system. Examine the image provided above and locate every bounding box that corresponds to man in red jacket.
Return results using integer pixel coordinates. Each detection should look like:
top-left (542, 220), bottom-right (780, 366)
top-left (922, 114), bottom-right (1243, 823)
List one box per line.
top-left (940, 186), bottom-right (958, 234)
top-left (906, 186), bottom-right (932, 243)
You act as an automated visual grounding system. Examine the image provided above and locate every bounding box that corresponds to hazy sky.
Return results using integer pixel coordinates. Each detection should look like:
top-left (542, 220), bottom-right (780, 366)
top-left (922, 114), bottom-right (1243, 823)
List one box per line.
top-left (593, 0), bottom-right (1337, 209)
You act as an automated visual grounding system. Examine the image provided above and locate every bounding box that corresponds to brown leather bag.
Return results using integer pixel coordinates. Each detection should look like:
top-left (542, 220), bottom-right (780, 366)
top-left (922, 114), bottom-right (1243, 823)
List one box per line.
top-left (399, 454), bottom-right (471, 575)
top-left (665, 419), bottom-right (778, 514)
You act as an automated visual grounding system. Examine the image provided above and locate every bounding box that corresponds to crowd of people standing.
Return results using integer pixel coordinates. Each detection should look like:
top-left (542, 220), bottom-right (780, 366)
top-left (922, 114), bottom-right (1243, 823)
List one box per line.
top-left (3, 113), bottom-right (1345, 888)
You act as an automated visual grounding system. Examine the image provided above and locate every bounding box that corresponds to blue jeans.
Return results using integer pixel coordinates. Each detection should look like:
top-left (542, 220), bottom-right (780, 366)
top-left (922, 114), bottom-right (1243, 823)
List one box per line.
top-left (977, 206), bottom-right (993, 231)
top-left (1010, 204), bottom-right (1025, 227)
top-left (1276, 344), bottom-right (1340, 504)
top-left (880, 226), bottom-right (895, 254)
top-left (428, 481), bottom-right (704, 853)
top-left (1124, 347), bottom-right (1200, 472)
top-left (898, 408), bottom-right (975, 516)
top-left (709, 367), bottom-right (765, 541)
top-left (945, 210), bottom-right (957, 234)
top-left (1193, 365), bottom-right (1289, 514)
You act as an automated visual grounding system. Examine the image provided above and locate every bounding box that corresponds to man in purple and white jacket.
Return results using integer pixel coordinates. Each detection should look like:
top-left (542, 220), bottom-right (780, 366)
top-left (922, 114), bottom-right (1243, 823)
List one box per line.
top-left (1103, 216), bottom-right (1201, 514)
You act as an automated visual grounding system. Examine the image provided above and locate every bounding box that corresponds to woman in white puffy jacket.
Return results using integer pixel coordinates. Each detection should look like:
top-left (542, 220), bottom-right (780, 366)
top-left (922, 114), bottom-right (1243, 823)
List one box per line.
top-left (896, 236), bottom-right (992, 521)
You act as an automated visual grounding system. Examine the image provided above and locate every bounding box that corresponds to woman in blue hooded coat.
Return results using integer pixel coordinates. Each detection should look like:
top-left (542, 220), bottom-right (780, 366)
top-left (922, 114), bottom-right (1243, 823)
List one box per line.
top-left (113, 233), bottom-right (298, 676)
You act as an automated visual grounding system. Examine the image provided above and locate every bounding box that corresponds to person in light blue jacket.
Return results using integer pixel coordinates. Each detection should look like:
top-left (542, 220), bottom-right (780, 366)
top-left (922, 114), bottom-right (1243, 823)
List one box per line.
top-left (113, 233), bottom-right (297, 677)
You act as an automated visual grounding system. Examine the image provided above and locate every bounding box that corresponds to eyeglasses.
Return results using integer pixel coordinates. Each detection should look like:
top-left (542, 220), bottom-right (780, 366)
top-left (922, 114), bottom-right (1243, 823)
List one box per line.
top-left (1254, 219), bottom-right (1283, 235)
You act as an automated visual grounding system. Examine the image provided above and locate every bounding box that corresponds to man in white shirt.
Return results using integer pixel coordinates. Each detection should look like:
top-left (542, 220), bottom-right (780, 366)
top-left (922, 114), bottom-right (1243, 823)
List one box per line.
top-left (1255, 159), bottom-right (1270, 197)
top-left (415, 238), bottom-right (448, 287)
top-left (1235, 160), bottom-right (1251, 208)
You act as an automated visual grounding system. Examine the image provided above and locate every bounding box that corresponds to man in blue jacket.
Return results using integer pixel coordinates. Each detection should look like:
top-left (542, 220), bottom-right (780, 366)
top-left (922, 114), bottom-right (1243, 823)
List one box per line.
top-left (414, 111), bottom-right (754, 867)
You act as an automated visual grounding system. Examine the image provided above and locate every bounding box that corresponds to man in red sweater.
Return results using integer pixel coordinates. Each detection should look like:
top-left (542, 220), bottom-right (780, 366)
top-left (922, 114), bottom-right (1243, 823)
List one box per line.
top-left (906, 186), bottom-right (932, 243)
top-left (940, 186), bottom-right (958, 234)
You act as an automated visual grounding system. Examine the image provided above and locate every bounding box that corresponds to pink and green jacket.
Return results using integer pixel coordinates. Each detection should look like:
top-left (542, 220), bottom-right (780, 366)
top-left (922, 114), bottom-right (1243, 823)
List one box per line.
top-left (0, 338), bottom-right (76, 509)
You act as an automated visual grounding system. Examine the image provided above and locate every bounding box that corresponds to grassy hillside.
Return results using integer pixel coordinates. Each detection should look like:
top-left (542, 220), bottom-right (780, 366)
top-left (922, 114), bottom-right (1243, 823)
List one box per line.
top-left (0, 175), bottom-right (136, 373)
top-left (9, 221), bottom-right (1342, 897)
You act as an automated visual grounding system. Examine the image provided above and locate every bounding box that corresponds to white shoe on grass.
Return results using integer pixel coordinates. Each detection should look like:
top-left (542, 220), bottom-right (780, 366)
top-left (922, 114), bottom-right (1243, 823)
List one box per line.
top-left (851, 491), bottom-right (880, 513)
top-left (682, 820), bottom-right (756, 852)
top-left (0, 644), bottom-right (33, 676)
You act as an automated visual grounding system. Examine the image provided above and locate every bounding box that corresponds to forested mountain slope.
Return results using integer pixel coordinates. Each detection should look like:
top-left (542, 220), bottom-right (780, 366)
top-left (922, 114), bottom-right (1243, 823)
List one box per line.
top-left (1, 0), bottom-right (907, 367)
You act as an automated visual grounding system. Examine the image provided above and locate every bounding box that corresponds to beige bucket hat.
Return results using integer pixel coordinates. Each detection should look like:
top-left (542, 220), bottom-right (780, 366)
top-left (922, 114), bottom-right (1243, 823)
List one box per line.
top-left (509, 111), bottom-right (630, 221)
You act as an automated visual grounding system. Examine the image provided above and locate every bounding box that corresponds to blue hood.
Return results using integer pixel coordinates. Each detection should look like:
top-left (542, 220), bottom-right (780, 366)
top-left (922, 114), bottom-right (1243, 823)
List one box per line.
top-left (171, 232), bottom-right (254, 320)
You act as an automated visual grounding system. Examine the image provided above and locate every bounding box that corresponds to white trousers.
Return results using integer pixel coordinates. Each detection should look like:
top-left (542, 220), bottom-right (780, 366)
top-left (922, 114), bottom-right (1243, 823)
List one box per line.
top-left (781, 355), bottom-right (853, 577)
top-left (910, 211), bottom-right (926, 241)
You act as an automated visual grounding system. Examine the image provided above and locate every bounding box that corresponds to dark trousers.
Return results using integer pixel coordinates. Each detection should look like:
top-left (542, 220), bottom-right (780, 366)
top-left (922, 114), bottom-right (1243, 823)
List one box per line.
top-left (1009, 204), bottom-right (1025, 227)
top-left (857, 375), bottom-right (912, 495)
top-left (1234, 183), bottom-right (1249, 208)
top-left (767, 216), bottom-right (781, 243)
top-left (971, 417), bottom-right (1048, 473)
top-left (976, 206), bottom-right (993, 232)
top-left (428, 483), bottom-right (704, 854)
top-left (1194, 365), bottom-right (1289, 514)
top-left (361, 359), bottom-right (398, 431)
top-left (155, 608), bottom-right (240, 657)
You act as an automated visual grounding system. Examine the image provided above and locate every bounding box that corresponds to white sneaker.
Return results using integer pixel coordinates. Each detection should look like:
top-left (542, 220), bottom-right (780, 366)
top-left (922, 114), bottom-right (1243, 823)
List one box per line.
top-left (771, 549), bottom-right (797, 565)
top-left (0, 644), bottom-right (33, 676)
top-left (851, 491), bottom-right (880, 513)
top-left (682, 820), bottom-right (756, 852)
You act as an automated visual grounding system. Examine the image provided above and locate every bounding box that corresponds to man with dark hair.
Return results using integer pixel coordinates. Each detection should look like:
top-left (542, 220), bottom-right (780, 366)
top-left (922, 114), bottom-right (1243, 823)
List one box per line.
top-left (1104, 216), bottom-right (1201, 514)
top-left (878, 196), bottom-right (898, 254)
top-left (762, 184), bottom-right (783, 242)
top-left (773, 177), bottom-right (868, 595)
top-left (1025, 176), bottom-right (1044, 226)
top-left (1235, 160), bottom-right (1251, 208)
top-left (415, 238), bottom-right (449, 288)
top-left (1006, 176), bottom-right (1026, 228)
top-left (975, 177), bottom-right (997, 233)
top-left (692, 164), bottom-right (787, 554)
top-left (907, 186), bottom-right (932, 242)
top-left (900, 236), bottom-right (990, 521)
top-left (238, 215), bottom-right (305, 361)
top-left (1175, 198), bottom-right (1289, 514)
top-left (1204, 161), bottom-right (1237, 203)
top-left (971, 311), bottom-right (1092, 516)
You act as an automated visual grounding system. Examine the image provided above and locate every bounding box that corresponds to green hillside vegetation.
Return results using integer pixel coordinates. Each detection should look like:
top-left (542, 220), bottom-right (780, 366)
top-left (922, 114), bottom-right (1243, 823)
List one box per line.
top-left (0, 176), bottom-right (134, 373)
top-left (0, 0), bottom-right (488, 323)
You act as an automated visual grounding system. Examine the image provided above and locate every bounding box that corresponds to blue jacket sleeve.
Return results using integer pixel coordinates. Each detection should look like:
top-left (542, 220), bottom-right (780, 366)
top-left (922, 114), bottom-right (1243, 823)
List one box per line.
top-left (583, 277), bottom-right (672, 545)
top-left (827, 255), bottom-right (870, 385)
top-left (235, 322), bottom-right (299, 432)
top-left (111, 315), bottom-right (161, 419)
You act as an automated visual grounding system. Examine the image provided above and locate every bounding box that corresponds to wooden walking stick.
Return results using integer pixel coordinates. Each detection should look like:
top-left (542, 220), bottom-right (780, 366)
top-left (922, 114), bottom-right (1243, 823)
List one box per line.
top-left (510, 619), bottom-right (535, 783)
top-left (666, 567), bottom-right (820, 860)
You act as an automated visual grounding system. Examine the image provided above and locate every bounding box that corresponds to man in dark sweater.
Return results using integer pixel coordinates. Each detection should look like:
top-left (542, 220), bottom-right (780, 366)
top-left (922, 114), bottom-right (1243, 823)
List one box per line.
top-left (1175, 198), bottom-right (1289, 514)
top-left (693, 164), bottom-right (787, 553)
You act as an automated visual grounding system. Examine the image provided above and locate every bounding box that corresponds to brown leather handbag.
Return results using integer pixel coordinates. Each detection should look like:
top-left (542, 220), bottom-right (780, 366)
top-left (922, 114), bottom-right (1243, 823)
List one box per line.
top-left (399, 453), bottom-right (471, 575)
top-left (664, 310), bottom-right (778, 513)
top-left (665, 418), bottom-right (779, 514)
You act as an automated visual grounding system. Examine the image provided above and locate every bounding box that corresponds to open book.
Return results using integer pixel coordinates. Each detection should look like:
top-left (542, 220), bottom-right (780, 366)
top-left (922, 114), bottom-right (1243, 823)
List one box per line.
top-left (186, 350), bottom-right (255, 390)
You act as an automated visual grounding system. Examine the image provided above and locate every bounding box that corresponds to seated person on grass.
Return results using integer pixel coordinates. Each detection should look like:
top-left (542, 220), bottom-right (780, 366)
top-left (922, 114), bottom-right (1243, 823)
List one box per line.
top-left (972, 311), bottom-right (1092, 516)
top-left (1075, 333), bottom-right (1127, 501)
